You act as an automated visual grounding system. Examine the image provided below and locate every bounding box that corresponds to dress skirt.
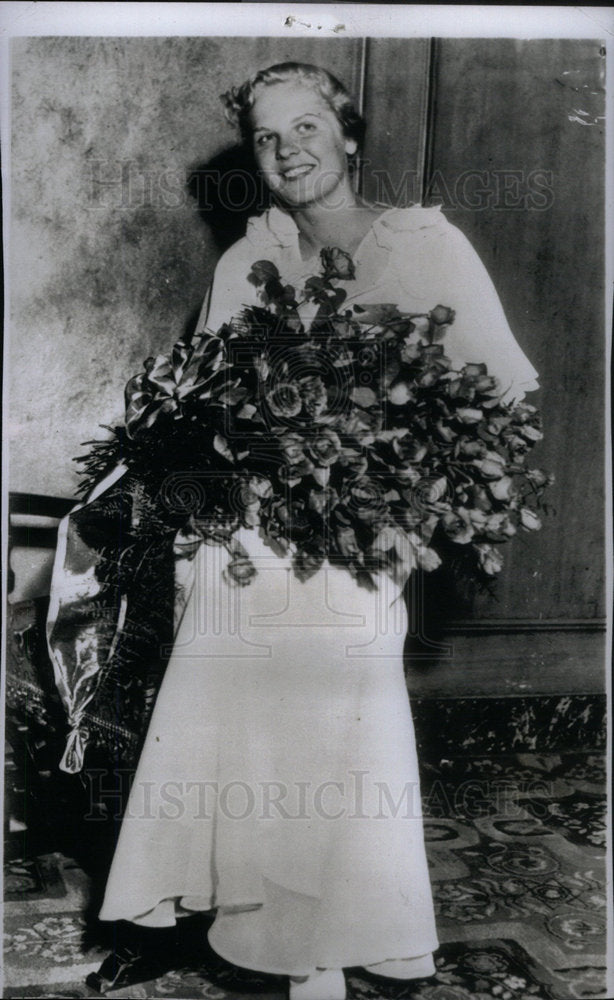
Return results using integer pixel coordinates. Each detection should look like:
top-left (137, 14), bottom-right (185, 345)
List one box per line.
top-left (98, 529), bottom-right (439, 975)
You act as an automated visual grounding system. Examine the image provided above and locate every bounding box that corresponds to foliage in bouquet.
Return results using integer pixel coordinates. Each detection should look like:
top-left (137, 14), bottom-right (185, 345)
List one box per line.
top-left (79, 247), bottom-right (551, 589)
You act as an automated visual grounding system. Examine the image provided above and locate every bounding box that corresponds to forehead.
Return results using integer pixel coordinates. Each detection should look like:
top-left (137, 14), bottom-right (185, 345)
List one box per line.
top-left (249, 81), bottom-right (335, 128)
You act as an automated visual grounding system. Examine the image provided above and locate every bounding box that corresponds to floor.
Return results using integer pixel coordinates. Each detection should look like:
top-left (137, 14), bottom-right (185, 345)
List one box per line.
top-left (3, 751), bottom-right (608, 1000)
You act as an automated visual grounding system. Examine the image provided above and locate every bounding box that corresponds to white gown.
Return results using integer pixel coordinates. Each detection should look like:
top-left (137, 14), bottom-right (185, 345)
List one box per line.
top-left (99, 204), bottom-right (538, 974)
top-left (99, 531), bottom-right (438, 973)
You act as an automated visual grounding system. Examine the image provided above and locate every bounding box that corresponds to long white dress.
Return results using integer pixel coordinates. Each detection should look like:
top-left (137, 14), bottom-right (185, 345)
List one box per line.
top-left (98, 204), bottom-right (539, 975)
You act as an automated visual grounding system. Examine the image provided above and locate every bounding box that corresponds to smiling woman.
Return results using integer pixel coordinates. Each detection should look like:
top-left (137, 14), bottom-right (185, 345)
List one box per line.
top-left (222, 63), bottom-right (381, 262)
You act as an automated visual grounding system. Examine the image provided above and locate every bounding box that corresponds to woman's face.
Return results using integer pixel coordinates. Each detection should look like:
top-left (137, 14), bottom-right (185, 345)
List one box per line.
top-left (249, 81), bottom-right (357, 210)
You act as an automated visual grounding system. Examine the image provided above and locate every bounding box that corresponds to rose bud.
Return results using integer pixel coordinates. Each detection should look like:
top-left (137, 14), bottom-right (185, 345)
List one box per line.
top-left (475, 543), bottom-right (504, 575)
top-left (525, 468), bottom-right (549, 488)
top-left (520, 507), bottom-right (542, 531)
top-left (248, 259), bottom-right (280, 285)
top-left (321, 247), bottom-right (356, 280)
top-left (431, 305), bottom-right (456, 326)
top-left (441, 509), bottom-right (474, 544)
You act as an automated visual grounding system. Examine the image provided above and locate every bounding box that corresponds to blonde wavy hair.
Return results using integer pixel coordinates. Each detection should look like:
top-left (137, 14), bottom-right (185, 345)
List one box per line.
top-left (221, 62), bottom-right (366, 150)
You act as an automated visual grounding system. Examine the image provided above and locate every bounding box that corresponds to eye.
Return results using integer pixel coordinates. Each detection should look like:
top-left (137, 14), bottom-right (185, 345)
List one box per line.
top-left (255, 132), bottom-right (274, 148)
top-left (296, 121), bottom-right (317, 135)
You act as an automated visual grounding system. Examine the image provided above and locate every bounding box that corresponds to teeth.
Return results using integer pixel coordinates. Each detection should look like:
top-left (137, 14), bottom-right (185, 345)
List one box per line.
top-left (283, 166), bottom-right (313, 179)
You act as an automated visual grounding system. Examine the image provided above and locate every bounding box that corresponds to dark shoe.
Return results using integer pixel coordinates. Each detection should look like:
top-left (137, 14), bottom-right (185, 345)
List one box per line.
top-left (85, 940), bottom-right (170, 994)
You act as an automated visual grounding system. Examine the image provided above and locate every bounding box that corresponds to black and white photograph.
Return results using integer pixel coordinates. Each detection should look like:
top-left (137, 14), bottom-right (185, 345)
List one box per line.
top-left (2, 4), bottom-right (612, 999)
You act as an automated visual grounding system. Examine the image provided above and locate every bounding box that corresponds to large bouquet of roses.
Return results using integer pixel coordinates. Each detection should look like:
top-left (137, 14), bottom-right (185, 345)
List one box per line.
top-left (80, 247), bottom-right (551, 590)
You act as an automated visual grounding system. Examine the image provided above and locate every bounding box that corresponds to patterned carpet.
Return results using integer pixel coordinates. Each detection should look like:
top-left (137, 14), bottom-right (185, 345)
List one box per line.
top-left (3, 752), bottom-right (609, 999)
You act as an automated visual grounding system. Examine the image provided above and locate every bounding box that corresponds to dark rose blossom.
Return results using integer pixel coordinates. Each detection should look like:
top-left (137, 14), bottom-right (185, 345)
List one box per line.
top-left (299, 375), bottom-right (328, 417)
top-left (473, 453), bottom-right (507, 479)
top-left (525, 468), bottom-right (553, 488)
top-left (338, 448), bottom-right (369, 477)
top-left (464, 484), bottom-right (493, 512)
top-left (248, 259), bottom-right (280, 287)
top-left (442, 509), bottom-right (474, 544)
top-left (295, 548), bottom-right (325, 579)
top-left (455, 437), bottom-right (487, 459)
top-left (266, 383), bottom-right (302, 419)
top-left (343, 477), bottom-right (388, 523)
top-left (321, 247), bottom-right (356, 280)
top-left (307, 429), bottom-right (342, 467)
top-left (392, 435), bottom-right (427, 464)
top-left (278, 433), bottom-right (314, 478)
top-left (483, 512), bottom-right (517, 540)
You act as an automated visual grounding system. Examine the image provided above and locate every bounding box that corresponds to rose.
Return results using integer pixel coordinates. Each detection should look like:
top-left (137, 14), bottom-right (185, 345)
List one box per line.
top-left (295, 548), bottom-right (325, 579)
top-left (278, 432), bottom-right (315, 479)
top-left (335, 525), bottom-right (361, 559)
top-left (343, 477), bottom-right (388, 523)
top-left (410, 315), bottom-right (431, 337)
top-left (307, 428), bottom-right (342, 467)
top-left (512, 402), bottom-right (538, 423)
top-left (525, 468), bottom-right (549, 488)
top-left (489, 476), bottom-right (514, 502)
top-left (338, 447), bottom-right (369, 477)
top-left (392, 434), bottom-right (427, 465)
top-left (223, 555), bottom-right (257, 587)
top-left (320, 247), bottom-right (355, 280)
top-left (460, 362), bottom-right (499, 395)
top-left (473, 452), bottom-right (508, 480)
top-left (520, 507), bottom-right (542, 531)
top-left (455, 437), bottom-right (487, 459)
top-left (248, 259), bottom-right (280, 285)
top-left (485, 415), bottom-right (512, 436)
top-left (464, 484), bottom-right (493, 512)
top-left (308, 487), bottom-right (338, 515)
top-left (441, 508), bottom-right (474, 544)
top-left (266, 383), bottom-right (302, 419)
top-left (299, 375), bottom-right (328, 417)
top-left (456, 407), bottom-right (483, 424)
top-left (400, 339), bottom-right (422, 364)
top-left (431, 305), bottom-right (455, 327)
top-left (474, 543), bottom-right (504, 575)
top-left (482, 512), bottom-right (517, 539)
top-left (415, 543), bottom-right (442, 571)
top-left (388, 381), bottom-right (413, 405)
top-left (518, 424), bottom-right (544, 443)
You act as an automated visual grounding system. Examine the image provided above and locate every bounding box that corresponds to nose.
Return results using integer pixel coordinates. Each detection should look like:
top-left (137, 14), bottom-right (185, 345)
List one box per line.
top-left (276, 135), bottom-right (300, 160)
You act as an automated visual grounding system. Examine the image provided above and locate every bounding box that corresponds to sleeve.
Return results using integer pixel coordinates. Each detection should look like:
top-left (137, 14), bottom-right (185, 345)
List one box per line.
top-left (409, 218), bottom-right (540, 404)
top-left (195, 237), bottom-right (262, 335)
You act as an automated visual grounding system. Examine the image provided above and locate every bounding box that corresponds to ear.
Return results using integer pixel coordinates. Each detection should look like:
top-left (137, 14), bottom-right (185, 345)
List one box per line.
top-left (344, 138), bottom-right (358, 156)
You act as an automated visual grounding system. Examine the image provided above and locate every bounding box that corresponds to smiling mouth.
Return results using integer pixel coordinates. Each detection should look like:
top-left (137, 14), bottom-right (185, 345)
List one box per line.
top-left (281, 165), bottom-right (314, 180)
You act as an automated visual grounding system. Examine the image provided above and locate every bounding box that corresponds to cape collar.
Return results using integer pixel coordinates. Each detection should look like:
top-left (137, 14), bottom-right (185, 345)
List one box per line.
top-left (244, 203), bottom-right (444, 256)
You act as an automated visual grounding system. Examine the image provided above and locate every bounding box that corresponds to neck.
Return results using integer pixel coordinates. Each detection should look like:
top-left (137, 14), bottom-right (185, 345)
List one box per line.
top-left (281, 177), bottom-right (365, 256)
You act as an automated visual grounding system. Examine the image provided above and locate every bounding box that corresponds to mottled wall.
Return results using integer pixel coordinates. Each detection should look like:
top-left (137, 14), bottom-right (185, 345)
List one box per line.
top-left (9, 36), bottom-right (363, 498)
